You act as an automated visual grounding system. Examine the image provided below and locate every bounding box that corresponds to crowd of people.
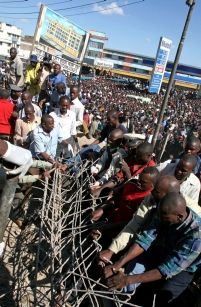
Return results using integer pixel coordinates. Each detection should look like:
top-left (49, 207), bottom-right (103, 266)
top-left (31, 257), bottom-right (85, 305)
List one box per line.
top-left (0, 47), bottom-right (201, 306)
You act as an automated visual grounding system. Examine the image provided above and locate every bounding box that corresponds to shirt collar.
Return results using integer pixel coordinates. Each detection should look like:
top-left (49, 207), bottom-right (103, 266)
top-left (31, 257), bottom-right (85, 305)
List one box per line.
top-left (38, 125), bottom-right (51, 136)
top-left (55, 109), bottom-right (70, 117)
top-left (72, 97), bottom-right (79, 103)
top-left (176, 208), bottom-right (192, 231)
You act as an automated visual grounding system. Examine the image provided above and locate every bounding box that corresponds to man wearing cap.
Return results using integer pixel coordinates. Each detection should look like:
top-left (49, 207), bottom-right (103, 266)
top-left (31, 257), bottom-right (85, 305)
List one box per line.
top-left (8, 47), bottom-right (24, 87)
top-left (25, 55), bottom-right (41, 96)
top-left (9, 84), bottom-right (23, 109)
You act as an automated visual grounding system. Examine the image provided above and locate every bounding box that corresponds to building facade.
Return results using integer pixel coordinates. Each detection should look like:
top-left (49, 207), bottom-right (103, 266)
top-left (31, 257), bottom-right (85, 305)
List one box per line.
top-left (84, 30), bottom-right (108, 66)
top-left (0, 22), bottom-right (22, 58)
top-left (99, 48), bottom-right (201, 89)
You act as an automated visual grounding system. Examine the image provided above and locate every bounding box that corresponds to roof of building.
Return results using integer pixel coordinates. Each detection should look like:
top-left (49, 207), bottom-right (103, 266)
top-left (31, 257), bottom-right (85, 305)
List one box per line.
top-left (104, 47), bottom-right (201, 71)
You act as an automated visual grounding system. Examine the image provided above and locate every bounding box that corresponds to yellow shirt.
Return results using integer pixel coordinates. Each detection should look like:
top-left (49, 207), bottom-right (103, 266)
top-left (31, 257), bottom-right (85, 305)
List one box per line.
top-left (25, 63), bottom-right (41, 96)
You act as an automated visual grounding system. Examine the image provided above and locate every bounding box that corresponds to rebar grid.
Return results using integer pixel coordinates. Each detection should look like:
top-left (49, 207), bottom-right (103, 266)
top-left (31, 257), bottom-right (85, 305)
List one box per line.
top-left (2, 162), bottom-right (139, 307)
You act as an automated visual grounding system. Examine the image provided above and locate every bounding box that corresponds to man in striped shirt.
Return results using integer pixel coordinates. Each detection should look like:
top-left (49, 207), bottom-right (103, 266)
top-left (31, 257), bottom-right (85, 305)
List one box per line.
top-left (104, 193), bottom-right (201, 307)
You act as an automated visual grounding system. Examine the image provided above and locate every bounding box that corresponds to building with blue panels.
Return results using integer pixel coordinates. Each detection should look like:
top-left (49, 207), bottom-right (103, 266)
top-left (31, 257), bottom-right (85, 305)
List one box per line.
top-left (84, 46), bottom-right (201, 89)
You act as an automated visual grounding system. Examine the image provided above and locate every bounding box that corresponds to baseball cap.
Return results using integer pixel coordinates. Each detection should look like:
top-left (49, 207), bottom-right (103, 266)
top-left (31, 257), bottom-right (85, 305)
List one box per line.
top-left (9, 84), bottom-right (23, 92)
top-left (30, 54), bottom-right (38, 62)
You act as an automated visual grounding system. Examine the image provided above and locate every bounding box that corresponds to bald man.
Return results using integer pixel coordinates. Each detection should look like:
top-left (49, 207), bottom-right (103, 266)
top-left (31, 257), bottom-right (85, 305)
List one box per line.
top-left (92, 142), bottom-right (155, 199)
top-left (178, 136), bottom-right (201, 175)
top-left (99, 175), bottom-right (181, 262)
top-left (18, 91), bottom-right (42, 119)
top-left (158, 154), bottom-right (201, 209)
top-left (93, 110), bottom-right (127, 145)
top-left (105, 192), bottom-right (201, 307)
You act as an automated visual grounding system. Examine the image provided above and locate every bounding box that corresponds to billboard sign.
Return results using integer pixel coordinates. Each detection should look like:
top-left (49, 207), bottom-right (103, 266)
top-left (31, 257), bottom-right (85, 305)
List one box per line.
top-left (34, 45), bottom-right (81, 74)
top-left (149, 37), bottom-right (172, 94)
top-left (94, 58), bottom-right (114, 68)
top-left (34, 5), bottom-right (88, 61)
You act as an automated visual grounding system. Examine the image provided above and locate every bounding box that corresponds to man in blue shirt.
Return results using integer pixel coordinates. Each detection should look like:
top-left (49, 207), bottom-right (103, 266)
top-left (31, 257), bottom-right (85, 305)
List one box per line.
top-left (50, 82), bottom-right (69, 111)
top-left (48, 63), bottom-right (67, 90)
top-left (104, 192), bottom-right (201, 307)
top-left (30, 114), bottom-right (63, 163)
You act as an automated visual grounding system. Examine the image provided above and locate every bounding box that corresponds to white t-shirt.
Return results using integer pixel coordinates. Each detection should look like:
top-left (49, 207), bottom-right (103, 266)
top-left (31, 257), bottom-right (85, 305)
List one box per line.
top-left (70, 97), bottom-right (84, 127)
top-left (50, 109), bottom-right (76, 140)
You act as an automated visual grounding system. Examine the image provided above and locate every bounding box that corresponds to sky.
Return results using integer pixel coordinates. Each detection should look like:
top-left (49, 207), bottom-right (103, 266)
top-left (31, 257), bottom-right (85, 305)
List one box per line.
top-left (0, 0), bottom-right (201, 67)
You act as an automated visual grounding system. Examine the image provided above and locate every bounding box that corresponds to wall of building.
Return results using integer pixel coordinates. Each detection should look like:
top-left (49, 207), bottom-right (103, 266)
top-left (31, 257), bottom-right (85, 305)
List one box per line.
top-left (0, 22), bottom-right (21, 58)
top-left (84, 30), bottom-right (107, 65)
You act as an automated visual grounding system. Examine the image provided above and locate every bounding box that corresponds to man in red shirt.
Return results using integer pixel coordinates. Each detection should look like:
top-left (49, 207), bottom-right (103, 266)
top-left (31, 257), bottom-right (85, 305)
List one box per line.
top-left (0, 88), bottom-right (17, 141)
top-left (116, 142), bottom-right (156, 181)
top-left (91, 167), bottom-right (159, 226)
top-left (91, 142), bottom-right (156, 198)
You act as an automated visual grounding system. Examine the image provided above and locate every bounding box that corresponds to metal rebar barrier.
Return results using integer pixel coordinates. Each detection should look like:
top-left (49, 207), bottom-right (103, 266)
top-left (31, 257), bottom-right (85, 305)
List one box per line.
top-left (2, 160), bottom-right (139, 307)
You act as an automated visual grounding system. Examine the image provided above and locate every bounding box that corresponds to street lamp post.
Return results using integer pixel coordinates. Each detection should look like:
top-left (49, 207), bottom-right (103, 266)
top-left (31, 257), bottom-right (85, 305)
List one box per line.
top-left (151, 0), bottom-right (196, 149)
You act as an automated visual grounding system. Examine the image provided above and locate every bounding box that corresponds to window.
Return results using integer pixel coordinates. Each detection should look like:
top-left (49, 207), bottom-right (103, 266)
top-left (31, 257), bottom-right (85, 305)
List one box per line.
top-left (114, 64), bottom-right (123, 69)
top-left (87, 50), bottom-right (101, 58)
top-left (111, 54), bottom-right (119, 60)
top-left (89, 41), bottom-right (104, 49)
top-left (118, 56), bottom-right (125, 61)
top-left (105, 53), bottom-right (112, 59)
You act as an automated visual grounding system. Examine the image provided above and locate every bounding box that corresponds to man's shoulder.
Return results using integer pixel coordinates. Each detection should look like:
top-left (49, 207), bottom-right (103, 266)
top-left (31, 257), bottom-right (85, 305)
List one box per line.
top-left (148, 159), bottom-right (156, 167)
top-left (141, 194), bottom-right (155, 205)
top-left (73, 98), bottom-right (84, 108)
top-left (118, 124), bottom-right (127, 133)
top-left (59, 73), bottom-right (65, 79)
top-left (16, 118), bottom-right (23, 124)
top-left (188, 172), bottom-right (201, 187)
top-left (33, 125), bottom-right (42, 135)
top-left (49, 111), bottom-right (57, 118)
top-left (0, 98), bottom-right (13, 105)
top-left (0, 99), bottom-right (14, 110)
top-left (68, 109), bottom-right (76, 118)
top-left (33, 103), bottom-right (41, 110)
top-left (49, 73), bottom-right (54, 79)
top-left (157, 159), bottom-right (176, 173)
top-left (15, 56), bottom-right (23, 64)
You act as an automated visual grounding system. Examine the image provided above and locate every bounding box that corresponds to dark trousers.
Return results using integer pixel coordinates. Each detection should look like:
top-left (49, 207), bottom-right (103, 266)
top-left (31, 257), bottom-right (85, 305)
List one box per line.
top-left (0, 181), bottom-right (18, 242)
top-left (130, 270), bottom-right (194, 307)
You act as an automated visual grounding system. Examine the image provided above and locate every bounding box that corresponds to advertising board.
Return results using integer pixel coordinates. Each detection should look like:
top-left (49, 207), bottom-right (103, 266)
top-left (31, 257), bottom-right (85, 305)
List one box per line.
top-left (94, 58), bottom-right (114, 68)
top-left (149, 37), bottom-right (172, 94)
top-left (34, 44), bottom-right (81, 74)
top-left (34, 5), bottom-right (88, 61)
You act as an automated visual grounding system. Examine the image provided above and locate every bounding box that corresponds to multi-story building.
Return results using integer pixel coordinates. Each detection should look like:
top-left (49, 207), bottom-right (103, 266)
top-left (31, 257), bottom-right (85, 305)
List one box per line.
top-left (98, 48), bottom-right (201, 89)
top-left (0, 22), bottom-right (22, 58)
top-left (84, 30), bottom-right (108, 66)
top-left (19, 35), bottom-right (33, 60)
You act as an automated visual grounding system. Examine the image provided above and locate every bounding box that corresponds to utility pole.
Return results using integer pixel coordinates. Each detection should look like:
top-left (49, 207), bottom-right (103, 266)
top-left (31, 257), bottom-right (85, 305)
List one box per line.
top-left (151, 0), bottom-right (196, 149)
top-left (78, 32), bottom-right (90, 87)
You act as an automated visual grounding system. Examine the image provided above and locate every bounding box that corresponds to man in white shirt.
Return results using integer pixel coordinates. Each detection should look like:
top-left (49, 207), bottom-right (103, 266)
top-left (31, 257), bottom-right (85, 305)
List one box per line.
top-left (50, 96), bottom-right (77, 159)
top-left (157, 154), bottom-right (201, 207)
top-left (70, 86), bottom-right (89, 137)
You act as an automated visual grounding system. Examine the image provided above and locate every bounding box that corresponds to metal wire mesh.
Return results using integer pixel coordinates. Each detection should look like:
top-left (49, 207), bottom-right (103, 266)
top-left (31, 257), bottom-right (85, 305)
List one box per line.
top-left (2, 161), bottom-right (139, 307)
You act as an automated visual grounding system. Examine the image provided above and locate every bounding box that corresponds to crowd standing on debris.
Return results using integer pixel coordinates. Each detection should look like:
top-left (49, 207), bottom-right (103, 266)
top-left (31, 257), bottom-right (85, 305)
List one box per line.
top-left (0, 47), bottom-right (201, 306)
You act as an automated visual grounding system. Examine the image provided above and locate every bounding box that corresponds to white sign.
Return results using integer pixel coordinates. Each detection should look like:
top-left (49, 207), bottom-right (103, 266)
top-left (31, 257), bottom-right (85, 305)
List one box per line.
top-left (149, 37), bottom-right (172, 94)
top-left (34, 46), bottom-right (81, 75)
top-left (94, 58), bottom-right (114, 69)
